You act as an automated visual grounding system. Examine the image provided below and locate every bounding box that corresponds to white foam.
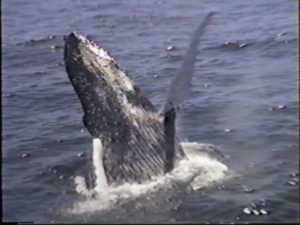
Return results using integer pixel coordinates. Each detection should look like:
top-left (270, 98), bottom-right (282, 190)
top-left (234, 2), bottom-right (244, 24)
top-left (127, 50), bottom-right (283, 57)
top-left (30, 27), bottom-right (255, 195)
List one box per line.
top-left (70, 142), bottom-right (229, 214)
top-left (74, 176), bottom-right (95, 198)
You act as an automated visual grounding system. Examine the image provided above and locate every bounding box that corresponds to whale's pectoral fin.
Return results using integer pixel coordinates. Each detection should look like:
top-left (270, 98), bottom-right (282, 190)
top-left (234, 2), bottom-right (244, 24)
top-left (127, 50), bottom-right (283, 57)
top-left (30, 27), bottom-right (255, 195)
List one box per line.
top-left (163, 12), bottom-right (216, 113)
top-left (162, 12), bottom-right (216, 173)
top-left (164, 106), bottom-right (177, 173)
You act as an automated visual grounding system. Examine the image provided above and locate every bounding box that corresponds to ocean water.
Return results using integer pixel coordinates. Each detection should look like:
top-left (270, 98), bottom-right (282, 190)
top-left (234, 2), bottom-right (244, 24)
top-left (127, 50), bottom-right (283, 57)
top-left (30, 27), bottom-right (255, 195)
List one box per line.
top-left (2, 0), bottom-right (299, 223)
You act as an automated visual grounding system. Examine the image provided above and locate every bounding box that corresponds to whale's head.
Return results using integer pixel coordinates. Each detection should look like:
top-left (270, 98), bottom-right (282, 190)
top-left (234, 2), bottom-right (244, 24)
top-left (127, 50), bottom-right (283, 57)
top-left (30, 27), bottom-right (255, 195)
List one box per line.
top-left (64, 32), bottom-right (159, 138)
top-left (64, 32), bottom-right (136, 95)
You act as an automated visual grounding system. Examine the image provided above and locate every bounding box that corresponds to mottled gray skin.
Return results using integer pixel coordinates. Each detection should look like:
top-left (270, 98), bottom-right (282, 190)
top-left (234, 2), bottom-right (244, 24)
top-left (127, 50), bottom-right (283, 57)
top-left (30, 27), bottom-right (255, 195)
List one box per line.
top-left (64, 33), bottom-right (184, 185)
top-left (64, 12), bottom-right (214, 186)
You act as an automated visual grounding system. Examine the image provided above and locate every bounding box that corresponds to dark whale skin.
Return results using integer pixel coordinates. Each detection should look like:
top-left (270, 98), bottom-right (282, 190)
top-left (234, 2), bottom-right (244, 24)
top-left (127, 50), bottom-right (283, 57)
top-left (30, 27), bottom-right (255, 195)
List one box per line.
top-left (64, 33), bottom-right (184, 185)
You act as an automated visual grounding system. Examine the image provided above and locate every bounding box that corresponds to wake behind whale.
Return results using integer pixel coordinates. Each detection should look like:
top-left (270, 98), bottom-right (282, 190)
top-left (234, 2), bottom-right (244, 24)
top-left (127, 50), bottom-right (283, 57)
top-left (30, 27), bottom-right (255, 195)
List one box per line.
top-left (63, 12), bottom-right (229, 214)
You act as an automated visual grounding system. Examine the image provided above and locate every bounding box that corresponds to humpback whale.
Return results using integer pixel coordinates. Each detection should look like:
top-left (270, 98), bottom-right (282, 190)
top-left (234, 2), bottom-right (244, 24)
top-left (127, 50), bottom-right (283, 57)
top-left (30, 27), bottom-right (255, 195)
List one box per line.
top-left (64, 12), bottom-right (215, 187)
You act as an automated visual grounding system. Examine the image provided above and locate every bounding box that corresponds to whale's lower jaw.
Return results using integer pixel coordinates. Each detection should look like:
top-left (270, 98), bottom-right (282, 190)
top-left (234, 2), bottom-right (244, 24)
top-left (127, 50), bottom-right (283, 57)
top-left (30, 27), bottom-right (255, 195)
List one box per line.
top-left (64, 32), bottom-right (185, 186)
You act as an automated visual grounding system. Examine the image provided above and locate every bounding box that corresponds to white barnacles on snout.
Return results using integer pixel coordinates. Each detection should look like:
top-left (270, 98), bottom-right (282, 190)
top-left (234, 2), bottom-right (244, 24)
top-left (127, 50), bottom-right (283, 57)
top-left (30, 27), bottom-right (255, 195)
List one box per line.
top-left (87, 40), bottom-right (113, 61)
top-left (97, 48), bottom-right (113, 61)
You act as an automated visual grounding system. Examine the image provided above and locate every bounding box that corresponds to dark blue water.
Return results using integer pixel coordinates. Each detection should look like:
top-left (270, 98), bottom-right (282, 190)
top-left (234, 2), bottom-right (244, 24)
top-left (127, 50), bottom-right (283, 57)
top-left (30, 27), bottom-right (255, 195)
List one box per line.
top-left (2, 0), bottom-right (299, 223)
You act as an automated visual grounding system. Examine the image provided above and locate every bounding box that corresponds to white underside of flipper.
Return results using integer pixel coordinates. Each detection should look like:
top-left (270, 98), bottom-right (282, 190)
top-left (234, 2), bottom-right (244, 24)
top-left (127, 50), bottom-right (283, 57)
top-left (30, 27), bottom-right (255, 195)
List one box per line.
top-left (93, 138), bottom-right (108, 193)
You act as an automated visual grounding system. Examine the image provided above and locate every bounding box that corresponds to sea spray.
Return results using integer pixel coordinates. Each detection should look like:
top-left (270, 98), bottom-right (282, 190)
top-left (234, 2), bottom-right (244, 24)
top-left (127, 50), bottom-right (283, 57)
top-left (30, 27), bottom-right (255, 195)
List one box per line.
top-left (70, 142), bottom-right (229, 214)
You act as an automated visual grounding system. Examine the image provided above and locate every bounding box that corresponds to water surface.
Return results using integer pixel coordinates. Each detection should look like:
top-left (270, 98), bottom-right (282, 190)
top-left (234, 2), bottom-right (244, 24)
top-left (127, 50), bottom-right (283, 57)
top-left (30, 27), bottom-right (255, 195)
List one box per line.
top-left (2, 0), bottom-right (299, 223)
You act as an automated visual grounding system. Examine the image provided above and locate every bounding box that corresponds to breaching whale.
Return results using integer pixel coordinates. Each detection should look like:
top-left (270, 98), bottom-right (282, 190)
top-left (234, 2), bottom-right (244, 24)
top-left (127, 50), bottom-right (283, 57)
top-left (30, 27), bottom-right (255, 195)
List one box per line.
top-left (64, 12), bottom-right (215, 187)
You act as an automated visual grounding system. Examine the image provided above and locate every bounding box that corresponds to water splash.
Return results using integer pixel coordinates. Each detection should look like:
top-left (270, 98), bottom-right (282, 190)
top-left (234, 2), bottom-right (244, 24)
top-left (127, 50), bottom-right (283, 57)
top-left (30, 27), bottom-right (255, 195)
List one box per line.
top-left (68, 142), bottom-right (229, 215)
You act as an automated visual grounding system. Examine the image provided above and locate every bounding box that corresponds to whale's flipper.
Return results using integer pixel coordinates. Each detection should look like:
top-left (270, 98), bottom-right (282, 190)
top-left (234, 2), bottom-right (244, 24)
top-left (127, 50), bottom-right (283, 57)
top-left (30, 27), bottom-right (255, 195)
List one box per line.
top-left (163, 12), bottom-right (215, 113)
top-left (64, 12), bottom-right (214, 186)
top-left (163, 12), bottom-right (215, 172)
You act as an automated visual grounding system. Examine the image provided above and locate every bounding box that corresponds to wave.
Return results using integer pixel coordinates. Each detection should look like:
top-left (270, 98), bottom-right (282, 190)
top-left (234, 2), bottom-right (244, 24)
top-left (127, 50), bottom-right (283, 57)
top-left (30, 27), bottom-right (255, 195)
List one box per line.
top-left (202, 36), bottom-right (297, 53)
